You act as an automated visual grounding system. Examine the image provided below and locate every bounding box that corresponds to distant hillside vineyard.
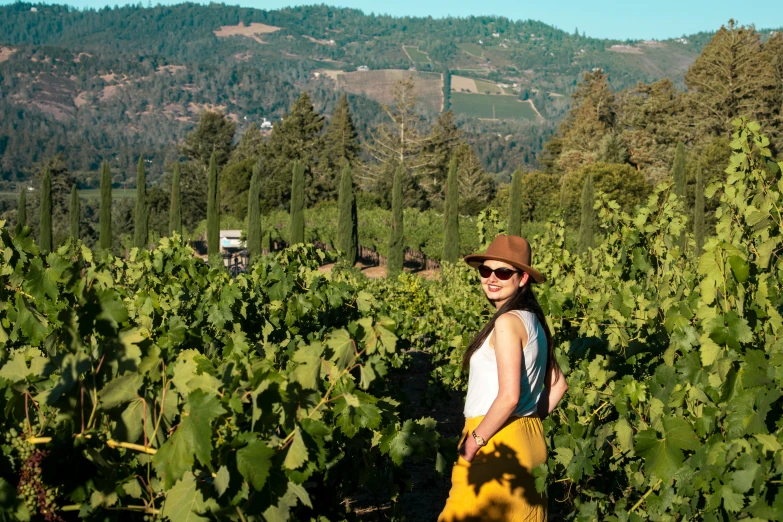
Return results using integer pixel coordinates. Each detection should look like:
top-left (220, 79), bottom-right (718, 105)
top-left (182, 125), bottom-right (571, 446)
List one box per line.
top-left (0, 1), bottom-right (767, 183)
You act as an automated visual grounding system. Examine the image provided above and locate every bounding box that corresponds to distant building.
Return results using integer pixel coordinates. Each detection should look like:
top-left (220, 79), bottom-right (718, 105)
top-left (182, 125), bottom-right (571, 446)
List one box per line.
top-left (260, 117), bottom-right (272, 129)
top-left (30, 7), bottom-right (38, 12)
top-left (220, 230), bottom-right (244, 252)
top-left (357, 65), bottom-right (369, 71)
top-left (492, 32), bottom-right (500, 38)
top-left (478, 39), bottom-right (483, 44)
top-left (329, 39), bottom-right (335, 44)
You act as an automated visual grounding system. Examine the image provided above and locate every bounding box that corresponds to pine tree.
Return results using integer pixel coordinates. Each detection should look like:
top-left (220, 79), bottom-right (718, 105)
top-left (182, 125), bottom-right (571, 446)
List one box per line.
top-left (442, 156), bottom-right (460, 263)
top-left (322, 95), bottom-right (359, 171)
top-left (597, 132), bottom-right (629, 164)
top-left (207, 152), bottom-right (220, 267)
top-left (181, 111), bottom-right (236, 167)
top-left (387, 166), bottom-right (405, 277)
top-left (289, 160), bottom-right (305, 244)
top-left (99, 161), bottom-right (112, 252)
top-left (169, 163), bottom-right (182, 237)
top-left (685, 20), bottom-right (775, 137)
top-left (337, 163), bottom-right (358, 267)
top-left (507, 168), bottom-right (523, 236)
top-left (39, 169), bottom-right (52, 253)
top-left (693, 162), bottom-right (705, 257)
top-left (17, 188), bottom-right (26, 228)
top-left (134, 156), bottom-right (148, 249)
top-left (577, 175), bottom-right (595, 254)
top-left (247, 161), bottom-right (262, 262)
top-left (70, 185), bottom-right (80, 240)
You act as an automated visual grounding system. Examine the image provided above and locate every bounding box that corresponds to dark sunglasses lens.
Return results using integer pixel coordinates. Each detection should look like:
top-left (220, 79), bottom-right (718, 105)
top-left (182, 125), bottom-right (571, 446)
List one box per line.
top-left (477, 266), bottom-right (517, 280)
top-left (477, 265), bottom-right (493, 278)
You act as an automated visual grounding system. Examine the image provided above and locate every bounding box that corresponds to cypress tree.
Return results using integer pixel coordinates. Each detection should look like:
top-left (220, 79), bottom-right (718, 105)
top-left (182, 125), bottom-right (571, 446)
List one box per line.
top-left (693, 163), bottom-right (705, 257)
top-left (507, 168), bottom-right (523, 236)
top-left (387, 166), bottom-right (405, 277)
top-left (134, 156), bottom-right (148, 249)
top-left (442, 68), bottom-right (451, 112)
top-left (207, 152), bottom-right (220, 267)
top-left (442, 156), bottom-right (459, 263)
top-left (17, 188), bottom-right (26, 228)
top-left (169, 163), bottom-right (182, 237)
top-left (577, 175), bottom-right (595, 254)
top-left (247, 161), bottom-right (262, 262)
top-left (289, 160), bottom-right (305, 244)
top-left (672, 142), bottom-right (687, 199)
top-left (337, 162), bottom-right (358, 267)
top-left (39, 169), bottom-right (52, 253)
top-left (99, 161), bottom-right (112, 251)
top-left (70, 185), bottom-right (80, 240)
top-left (672, 142), bottom-right (687, 252)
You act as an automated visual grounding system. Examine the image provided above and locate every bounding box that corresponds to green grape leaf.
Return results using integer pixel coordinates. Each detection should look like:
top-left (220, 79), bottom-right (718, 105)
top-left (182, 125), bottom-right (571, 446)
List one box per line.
top-left (153, 390), bottom-right (223, 488)
top-left (283, 427), bottom-right (309, 470)
top-left (721, 484), bottom-right (745, 513)
top-left (635, 416), bottom-right (699, 480)
top-left (237, 440), bottom-right (274, 490)
top-left (291, 342), bottom-right (323, 390)
top-left (0, 351), bottom-right (51, 383)
top-left (98, 373), bottom-right (143, 410)
top-left (325, 328), bottom-right (355, 372)
top-left (213, 466), bottom-right (230, 497)
top-left (614, 418), bottom-right (634, 453)
top-left (334, 393), bottom-right (382, 438)
top-left (160, 471), bottom-right (209, 522)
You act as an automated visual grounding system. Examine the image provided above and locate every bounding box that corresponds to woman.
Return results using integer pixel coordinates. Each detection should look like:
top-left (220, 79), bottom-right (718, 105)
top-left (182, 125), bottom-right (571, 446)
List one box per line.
top-left (438, 235), bottom-right (568, 522)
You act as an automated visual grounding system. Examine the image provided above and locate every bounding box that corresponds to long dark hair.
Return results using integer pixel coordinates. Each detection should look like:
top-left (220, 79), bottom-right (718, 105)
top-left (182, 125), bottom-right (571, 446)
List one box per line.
top-left (462, 281), bottom-right (558, 383)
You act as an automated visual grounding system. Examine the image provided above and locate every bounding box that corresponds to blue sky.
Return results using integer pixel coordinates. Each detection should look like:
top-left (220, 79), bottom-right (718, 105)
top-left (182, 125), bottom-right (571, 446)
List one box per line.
top-left (9, 1), bottom-right (783, 40)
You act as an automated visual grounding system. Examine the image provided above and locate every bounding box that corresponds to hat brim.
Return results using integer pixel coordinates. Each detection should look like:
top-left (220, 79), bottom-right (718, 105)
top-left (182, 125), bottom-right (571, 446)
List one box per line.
top-left (463, 254), bottom-right (546, 284)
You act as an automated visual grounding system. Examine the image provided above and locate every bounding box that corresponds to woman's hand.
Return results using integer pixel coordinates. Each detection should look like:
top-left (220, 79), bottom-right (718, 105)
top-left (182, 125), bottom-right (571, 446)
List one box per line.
top-left (458, 434), bottom-right (480, 463)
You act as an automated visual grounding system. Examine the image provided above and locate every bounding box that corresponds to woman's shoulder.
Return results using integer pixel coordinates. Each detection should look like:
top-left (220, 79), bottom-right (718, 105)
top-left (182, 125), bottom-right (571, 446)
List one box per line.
top-left (495, 310), bottom-right (529, 332)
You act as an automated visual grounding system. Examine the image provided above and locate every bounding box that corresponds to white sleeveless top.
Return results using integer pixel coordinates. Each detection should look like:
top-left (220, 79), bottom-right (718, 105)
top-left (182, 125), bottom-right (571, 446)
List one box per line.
top-left (463, 309), bottom-right (548, 418)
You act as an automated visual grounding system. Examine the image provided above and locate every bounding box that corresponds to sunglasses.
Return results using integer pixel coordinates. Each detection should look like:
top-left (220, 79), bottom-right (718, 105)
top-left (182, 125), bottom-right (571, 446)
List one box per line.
top-left (477, 265), bottom-right (520, 280)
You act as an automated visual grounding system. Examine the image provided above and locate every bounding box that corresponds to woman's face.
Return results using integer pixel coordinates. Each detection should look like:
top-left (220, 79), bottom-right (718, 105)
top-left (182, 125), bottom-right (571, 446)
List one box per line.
top-left (479, 260), bottom-right (529, 307)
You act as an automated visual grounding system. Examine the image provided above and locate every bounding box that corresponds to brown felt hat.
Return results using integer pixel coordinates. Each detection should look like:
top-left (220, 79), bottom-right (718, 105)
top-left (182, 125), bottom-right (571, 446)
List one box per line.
top-left (463, 235), bottom-right (546, 283)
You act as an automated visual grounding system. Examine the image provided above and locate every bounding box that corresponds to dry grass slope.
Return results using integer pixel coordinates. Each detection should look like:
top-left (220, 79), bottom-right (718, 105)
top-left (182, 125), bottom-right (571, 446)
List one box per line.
top-left (213, 22), bottom-right (282, 44)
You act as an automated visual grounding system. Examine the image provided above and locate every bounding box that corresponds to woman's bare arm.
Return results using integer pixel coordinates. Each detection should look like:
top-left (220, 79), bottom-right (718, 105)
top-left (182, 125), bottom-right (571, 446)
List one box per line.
top-left (536, 361), bottom-right (568, 420)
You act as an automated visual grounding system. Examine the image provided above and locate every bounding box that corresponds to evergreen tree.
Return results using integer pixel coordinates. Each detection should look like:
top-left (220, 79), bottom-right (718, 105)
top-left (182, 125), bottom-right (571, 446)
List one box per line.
top-left (387, 166), bottom-right (405, 277)
top-left (70, 185), bottom-right (80, 240)
top-left (693, 163), bottom-right (706, 257)
top-left (207, 153), bottom-right (220, 267)
top-left (426, 111), bottom-right (462, 199)
top-left (672, 142), bottom-right (687, 199)
top-left (169, 163), bottom-right (182, 237)
top-left (336, 163), bottom-right (358, 266)
top-left (265, 92), bottom-right (325, 205)
top-left (577, 175), bottom-right (595, 254)
top-left (247, 161), bottom-right (262, 263)
top-left (442, 157), bottom-right (460, 263)
top-left (100, 161), bottom-right (112, 251)
top-left (442, 68), bottom-right (451, 112)
top-left (134, 155), bottom-right (148, 249)
top-left (322, 95), bottom-right (359, 171)
top-left (181, 111), bottom-right (236, 168)
top-left (17, 188), bottom-right (26, 228)
top-left (507, 168), bottom-right (523, 236)
top-left (685, 20), bottom-right (775, 137)
top-left (39, 169), bottom-right (52, 253)
top-left (289, 160), bottom-right (305, 244)
top-left (597, 132), bottom-right (629, 164)
top-left (672, 142), bottom-right (688, 252)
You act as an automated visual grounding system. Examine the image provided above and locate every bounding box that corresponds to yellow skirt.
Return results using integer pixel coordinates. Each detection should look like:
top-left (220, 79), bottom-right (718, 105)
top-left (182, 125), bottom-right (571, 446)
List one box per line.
top-left (437, 415), bottom-right (547, 522)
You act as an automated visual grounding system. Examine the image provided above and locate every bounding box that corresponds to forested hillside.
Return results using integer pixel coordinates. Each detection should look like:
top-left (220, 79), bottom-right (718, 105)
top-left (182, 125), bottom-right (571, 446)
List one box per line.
top-left (1, 1), bottom-right (776, 185)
